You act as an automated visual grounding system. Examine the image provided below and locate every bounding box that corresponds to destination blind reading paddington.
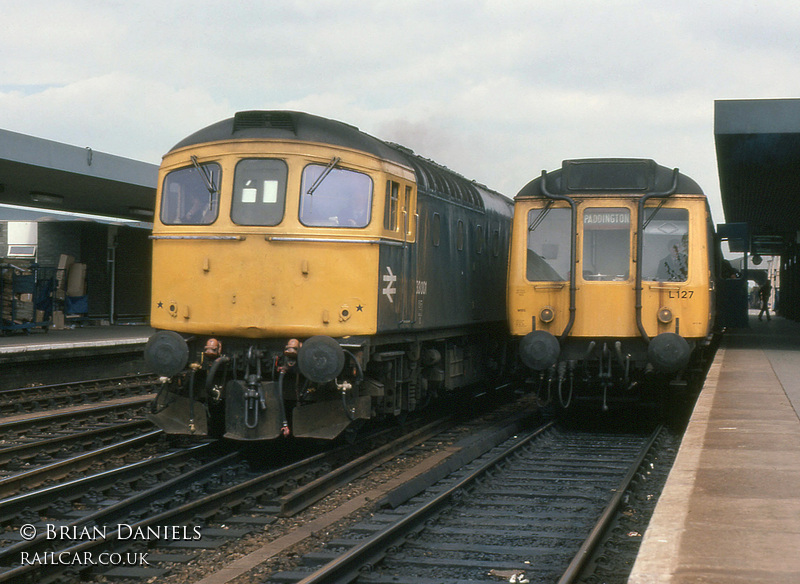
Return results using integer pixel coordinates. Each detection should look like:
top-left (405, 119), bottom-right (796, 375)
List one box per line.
top-left (584, 211), bottom-right (630, 225)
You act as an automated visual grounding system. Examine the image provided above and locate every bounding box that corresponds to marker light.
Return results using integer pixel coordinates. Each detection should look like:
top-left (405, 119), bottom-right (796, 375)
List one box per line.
top-left (540, 307), bottom-right (555, 323)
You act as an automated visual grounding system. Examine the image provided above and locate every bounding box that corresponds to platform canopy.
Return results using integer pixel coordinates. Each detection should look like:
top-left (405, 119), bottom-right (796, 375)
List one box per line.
top-left (715, 98), bottom-right (800, 256)
top-left (0, 128), bottom-right (157, 224)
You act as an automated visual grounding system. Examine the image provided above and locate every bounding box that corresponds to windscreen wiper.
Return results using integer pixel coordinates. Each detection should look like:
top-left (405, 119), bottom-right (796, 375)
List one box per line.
top-left (528, 200), bottom-right (554, 232)
top-left (642, 198), bottom-right (667, 230)
top-left (191, 155), bottom-right (219, 198)
top-left (306, 156), bottom-right (341, 195)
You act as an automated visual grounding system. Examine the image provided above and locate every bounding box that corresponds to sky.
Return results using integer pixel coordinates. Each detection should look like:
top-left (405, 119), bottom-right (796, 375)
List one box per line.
top-left (3, 1), bottom-right (800, 225)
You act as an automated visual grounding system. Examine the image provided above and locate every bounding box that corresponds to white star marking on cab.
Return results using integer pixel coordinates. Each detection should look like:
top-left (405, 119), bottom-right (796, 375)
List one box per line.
top-left (382, 266), bottom-right (397, 303)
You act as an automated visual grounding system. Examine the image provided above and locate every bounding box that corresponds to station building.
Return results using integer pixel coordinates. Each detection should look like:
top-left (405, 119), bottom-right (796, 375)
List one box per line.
top-left (715, 98), bottom-right (800, 323)
top-left (0, 128), bottom-right (157, 328)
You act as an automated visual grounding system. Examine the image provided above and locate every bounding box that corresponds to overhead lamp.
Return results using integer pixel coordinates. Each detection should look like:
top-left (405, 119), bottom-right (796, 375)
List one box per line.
top-left (30, 192), bottom-right (64, 205)
top-left (128, 206), bottom-right (154, 217)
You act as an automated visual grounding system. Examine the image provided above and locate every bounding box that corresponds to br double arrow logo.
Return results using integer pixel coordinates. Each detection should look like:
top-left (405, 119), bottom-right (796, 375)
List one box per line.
top-left (382, 266), bottom-right (397, 303)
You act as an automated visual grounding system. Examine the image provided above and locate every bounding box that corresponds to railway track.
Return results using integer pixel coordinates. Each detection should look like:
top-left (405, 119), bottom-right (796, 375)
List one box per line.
top-left (0, 370), bottom-right (678, 584)
top-left (0, 397), bottom-right (154, 451)
top-left (0, 373), bottom-right (160, 485)
top-left (263, 423), bottom-right (666, 584)
top-left (0, 411), bottom-right (471, 582)
top-left (0, 395), bottom-right (158, 496)
top-left (0, 393), bottom-right (541, 583)
top-left (0, 374), bottom-right (159, 416)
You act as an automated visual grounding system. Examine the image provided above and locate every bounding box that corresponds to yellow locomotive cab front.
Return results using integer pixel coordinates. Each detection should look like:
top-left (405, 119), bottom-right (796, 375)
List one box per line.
top-left (144, 111), bottom-right (513, 441)
top-left (149, 140), bottom-right (413, 340)
top-left (146, 132), bottom-right (418, 440)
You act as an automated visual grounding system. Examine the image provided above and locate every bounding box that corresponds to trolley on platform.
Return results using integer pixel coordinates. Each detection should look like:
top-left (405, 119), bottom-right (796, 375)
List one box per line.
top-left (0, 264), bottom-right (55, 334)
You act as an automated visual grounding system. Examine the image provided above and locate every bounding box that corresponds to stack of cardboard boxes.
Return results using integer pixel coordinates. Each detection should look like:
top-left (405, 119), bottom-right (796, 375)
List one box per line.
top-left (52, 254), bottom-right (87, 330)
top-left (1, 267), bottom-right (35, 324)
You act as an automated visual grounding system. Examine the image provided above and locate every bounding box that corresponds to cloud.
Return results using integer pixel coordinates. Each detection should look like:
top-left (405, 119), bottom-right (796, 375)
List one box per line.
top-left (0, 74), bottom-right (229, 161)
top-left (4, 0), bottom-right (800, 223)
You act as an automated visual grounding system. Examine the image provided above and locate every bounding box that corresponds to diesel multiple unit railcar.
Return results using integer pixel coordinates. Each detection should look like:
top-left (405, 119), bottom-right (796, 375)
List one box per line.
top-left (144, 111), bottom-right (513, 440)
top-left (507, 158), bottom-right (717, 409)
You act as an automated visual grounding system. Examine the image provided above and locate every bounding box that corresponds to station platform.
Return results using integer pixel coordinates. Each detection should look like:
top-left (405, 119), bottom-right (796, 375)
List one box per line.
top-left (629, 313), bottom-right (800, 583)
top-left (0, 324), bottom-right (154, 364)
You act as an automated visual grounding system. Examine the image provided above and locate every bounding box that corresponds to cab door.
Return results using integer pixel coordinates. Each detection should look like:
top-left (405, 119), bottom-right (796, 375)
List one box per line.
top-left (574, 204), bottom-right (636, 336)
top-left (507, 202), bottom-right (572, 337)
top-left (378, 180), bottom-right (417, 330)
top-left (400, 184), bottom-right (417, 325)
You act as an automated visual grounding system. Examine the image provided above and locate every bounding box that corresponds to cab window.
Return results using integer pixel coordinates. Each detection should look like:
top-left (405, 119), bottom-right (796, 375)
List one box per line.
top-left (299, 164), bottom-right (372, 227)
top-left (231, 159), bottom-right (288, 226)
top-left (526, 207), bottom-right (570, 281)
top-left (643, 208), bottom-right (689, 281)
top-left (403, 186), bottom-right (412, 235)
top-left (582, 207), bottom-right (630, 281)
top-left (160, 163), bottom-right (221, 225)
top-left (431, 213), bottom-right (441, 246)
top-left (384, 180), bottom-right (399, 230)
top-left (475, 225), bottom-right (484, 254)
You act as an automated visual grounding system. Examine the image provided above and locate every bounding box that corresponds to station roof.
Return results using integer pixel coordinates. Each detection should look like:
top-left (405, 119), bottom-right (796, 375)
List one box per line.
top-left (715, 98), bottom-right (800, 255)
top-left (0, 128), bottom-right (157, 224)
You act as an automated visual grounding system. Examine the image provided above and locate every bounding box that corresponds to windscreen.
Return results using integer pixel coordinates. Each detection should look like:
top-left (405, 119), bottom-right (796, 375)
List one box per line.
top-left (160, 163), bottom-right (221, 225)
top-left (642, 208), bottom-right (689, 282)
top-left (299, 165), bottom-right (372, 228)
top-left (231, 159), bottom-right (288, 226)
top-left (582, 207), bottom-right (630, 281)
top-left (526, 206), bottom-right (570, 281)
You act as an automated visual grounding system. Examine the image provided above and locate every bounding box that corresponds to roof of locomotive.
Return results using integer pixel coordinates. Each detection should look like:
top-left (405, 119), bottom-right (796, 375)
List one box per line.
top-left (169, 110), bottom-right (509, 212)
top-left (516, 158), bottom-right (704, 199)
top-left (169, 110), bottom-right (409, 165)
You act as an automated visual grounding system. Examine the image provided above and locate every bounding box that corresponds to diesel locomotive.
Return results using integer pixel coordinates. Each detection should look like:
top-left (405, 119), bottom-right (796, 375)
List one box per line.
top-left (144, 110), bottom-right (513, 440)
top-left (507, 158), bottom-right (718, 409)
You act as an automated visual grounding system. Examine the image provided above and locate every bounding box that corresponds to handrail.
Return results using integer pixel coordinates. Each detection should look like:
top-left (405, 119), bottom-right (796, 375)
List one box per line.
top-left (635, 168), bottom-right (680, 343)
top-left (540, 171), bottom-right (577, 340)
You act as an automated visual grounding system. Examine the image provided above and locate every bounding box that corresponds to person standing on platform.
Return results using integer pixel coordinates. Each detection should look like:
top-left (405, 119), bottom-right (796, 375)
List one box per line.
top-left (758, 280), bottom-right (772, 321)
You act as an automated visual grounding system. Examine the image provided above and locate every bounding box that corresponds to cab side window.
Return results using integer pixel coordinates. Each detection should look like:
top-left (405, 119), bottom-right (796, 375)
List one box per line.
top-left (384, 181), bottom-right (399, 231)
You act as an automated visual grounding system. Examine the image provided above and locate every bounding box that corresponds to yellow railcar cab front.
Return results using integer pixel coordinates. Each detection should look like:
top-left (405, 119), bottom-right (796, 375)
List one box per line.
top-left (507, 159), bottom-right (718, 408)
top-left (510, 195), bottom-right (713, 340)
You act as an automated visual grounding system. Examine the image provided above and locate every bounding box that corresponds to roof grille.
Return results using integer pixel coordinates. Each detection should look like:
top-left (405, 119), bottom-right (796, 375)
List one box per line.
top-left (233, 111), bottom-right (296, 133)
top-left (407, 157), bottom-right (485, 211)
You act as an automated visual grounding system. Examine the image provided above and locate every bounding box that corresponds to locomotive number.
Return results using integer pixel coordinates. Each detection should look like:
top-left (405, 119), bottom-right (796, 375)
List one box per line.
top-left (668, 290), bottom-right (694, 299)
top-left (416, 280), bottom-right (428, 295)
